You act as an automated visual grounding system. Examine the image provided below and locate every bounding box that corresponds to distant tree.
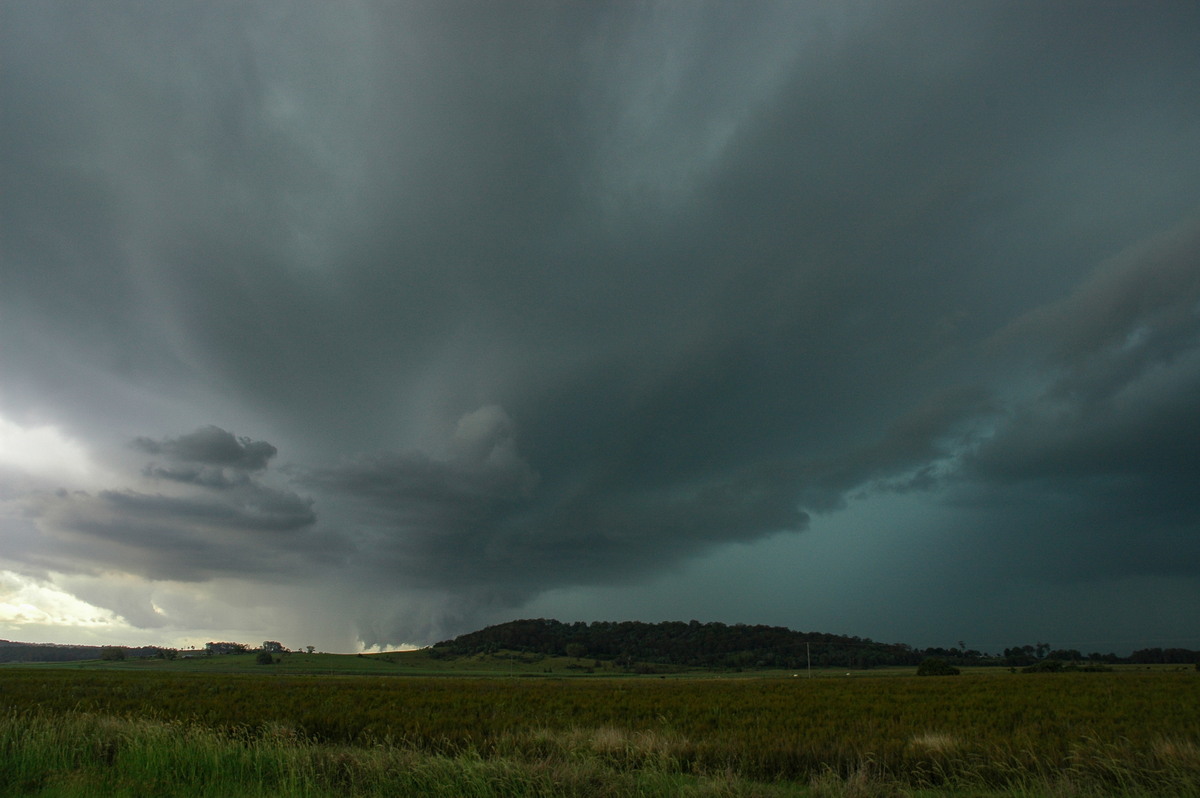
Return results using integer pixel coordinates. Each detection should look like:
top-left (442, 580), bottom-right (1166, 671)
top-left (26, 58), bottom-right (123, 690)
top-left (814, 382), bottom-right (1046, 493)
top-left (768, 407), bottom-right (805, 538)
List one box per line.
top-left (305, 646), bottom-right (315, 655)
top-left (916, 658), bottom-right (959, 676)
top-left (565, 643), bottom-right (587, 659)
top-left (1003, 647), bottom-right (1035, 667)
top-left (99, 646), bottom-right (126, 661)
top-left (255, 651), bottom-right (275, 666)
top-left (262, 641), bottom-right (285, 653)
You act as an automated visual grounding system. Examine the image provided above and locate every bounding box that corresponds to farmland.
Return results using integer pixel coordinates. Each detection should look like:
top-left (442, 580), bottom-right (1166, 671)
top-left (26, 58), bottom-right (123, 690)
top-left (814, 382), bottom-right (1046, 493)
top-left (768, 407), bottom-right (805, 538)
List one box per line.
top-left (2, 662), bottom-right (1198, 796)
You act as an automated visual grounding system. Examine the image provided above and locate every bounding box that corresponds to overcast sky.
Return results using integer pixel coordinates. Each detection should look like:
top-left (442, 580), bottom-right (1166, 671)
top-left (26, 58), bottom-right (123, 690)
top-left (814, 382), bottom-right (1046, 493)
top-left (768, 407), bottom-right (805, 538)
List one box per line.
top-left (3, 1), bottom-right (1200, 655)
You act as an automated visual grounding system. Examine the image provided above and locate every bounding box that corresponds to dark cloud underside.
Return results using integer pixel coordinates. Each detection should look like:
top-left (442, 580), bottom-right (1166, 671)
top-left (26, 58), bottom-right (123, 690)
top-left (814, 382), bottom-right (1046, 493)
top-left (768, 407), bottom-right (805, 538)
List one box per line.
top-left (2, 1), bottom-right (1200, 648)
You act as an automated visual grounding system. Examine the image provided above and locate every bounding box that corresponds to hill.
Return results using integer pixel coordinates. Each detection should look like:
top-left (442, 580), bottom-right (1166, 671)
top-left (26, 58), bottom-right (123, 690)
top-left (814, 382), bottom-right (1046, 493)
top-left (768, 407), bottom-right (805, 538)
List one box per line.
top-left (433, 620), bottom-right (1200, 671)
top-left (432, 618), bottom-right (921, 670)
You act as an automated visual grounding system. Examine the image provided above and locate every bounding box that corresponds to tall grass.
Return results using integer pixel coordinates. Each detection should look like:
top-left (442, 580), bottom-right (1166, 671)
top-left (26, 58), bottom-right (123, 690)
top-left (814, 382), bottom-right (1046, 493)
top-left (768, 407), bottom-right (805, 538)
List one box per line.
top-left (4, 710), bottom-right (1196, 797)
top-left (0, 710), bottom-right (801, 797)
top-left (1, 669), bottom-right (1197, 795)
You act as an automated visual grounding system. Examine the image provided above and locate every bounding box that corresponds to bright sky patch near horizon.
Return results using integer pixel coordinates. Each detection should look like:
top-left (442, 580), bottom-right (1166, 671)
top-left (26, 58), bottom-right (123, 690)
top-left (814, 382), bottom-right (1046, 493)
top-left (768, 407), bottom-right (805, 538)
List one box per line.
top-left (3, 1), bottom-right (1200, 654)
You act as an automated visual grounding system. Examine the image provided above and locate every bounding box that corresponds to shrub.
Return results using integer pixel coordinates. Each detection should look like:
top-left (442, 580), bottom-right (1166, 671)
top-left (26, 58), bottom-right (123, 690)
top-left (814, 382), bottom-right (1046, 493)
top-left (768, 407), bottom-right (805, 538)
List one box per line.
top-left (256, 651), bottom-right (276, 666)
top-left (916, 658), bottom-right (959, 676)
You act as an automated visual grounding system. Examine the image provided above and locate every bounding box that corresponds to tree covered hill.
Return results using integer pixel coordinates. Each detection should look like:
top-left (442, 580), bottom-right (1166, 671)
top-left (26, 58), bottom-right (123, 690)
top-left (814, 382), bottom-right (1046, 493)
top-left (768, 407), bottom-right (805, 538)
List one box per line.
top-left (433, 620), bottom-right (1200, 671)
top-left (432, 618), bottom-right (922, 669)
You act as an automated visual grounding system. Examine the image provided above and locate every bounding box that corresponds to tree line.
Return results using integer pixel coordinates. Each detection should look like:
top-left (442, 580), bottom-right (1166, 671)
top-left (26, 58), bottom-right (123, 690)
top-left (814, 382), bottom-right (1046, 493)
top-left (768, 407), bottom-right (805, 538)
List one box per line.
top-left (0, 640), bottom-right (165, 663)
top-left (431, 619), bottom-right (1200, 671)
top-left (4, 624), bottom-right (1198, 670)
top-left (0, 639), bottom-right (300, 663)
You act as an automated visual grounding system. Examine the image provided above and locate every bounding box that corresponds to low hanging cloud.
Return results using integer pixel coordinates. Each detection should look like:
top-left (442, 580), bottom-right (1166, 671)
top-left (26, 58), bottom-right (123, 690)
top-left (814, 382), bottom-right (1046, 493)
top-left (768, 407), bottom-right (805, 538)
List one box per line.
top-left (293, 405), bottom-right (811, 627)
top-left (293, 398), bottom-right (995, 646)
top-left (16, 426), bottom-right (329, 585)
top-left (135, 426), bottom-right (278, 472)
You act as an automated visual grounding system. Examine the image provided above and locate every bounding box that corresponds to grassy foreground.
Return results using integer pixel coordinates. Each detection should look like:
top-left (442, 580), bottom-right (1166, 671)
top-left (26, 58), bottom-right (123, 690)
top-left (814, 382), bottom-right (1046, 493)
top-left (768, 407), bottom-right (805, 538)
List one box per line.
top-left (1, 668), bottom-right (1198, 796)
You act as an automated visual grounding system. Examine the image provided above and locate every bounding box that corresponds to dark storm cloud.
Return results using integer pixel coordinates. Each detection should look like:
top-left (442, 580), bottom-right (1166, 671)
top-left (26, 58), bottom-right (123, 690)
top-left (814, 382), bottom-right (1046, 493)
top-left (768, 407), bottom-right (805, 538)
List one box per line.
top-left (992, 217), bottom-right (1200, 411)
top-left (952, 217), bottom-right (1200, 581)
top-left (305, 443), bottom-right (810, 594)
top-left (98, 487), bottom-right (314, 533)
top-left (974, 216), bottom-right (1200, 490)
top-left (23, 485), bottom-right (325, 582)
top-left (3, 1), bottom-right (1200, 647)
top-left (303, 407), bottom-right (538, 513)
top-left (135, 426), bottom-right (278, 474)
top-left (294, 390), bottom-right (984, 615)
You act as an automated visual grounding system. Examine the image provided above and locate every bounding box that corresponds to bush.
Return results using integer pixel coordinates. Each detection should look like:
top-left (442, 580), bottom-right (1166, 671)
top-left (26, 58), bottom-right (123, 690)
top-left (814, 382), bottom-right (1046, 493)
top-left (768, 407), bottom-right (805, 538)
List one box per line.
top-left (916, 658), bottom-right (959, 676)
top-left (256, 651), bottom-right (276, 665)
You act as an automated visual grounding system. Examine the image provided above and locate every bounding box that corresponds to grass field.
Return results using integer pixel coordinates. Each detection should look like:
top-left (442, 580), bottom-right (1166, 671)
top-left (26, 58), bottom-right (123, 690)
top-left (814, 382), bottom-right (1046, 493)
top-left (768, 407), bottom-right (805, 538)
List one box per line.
top-left (1, 660), bottom-right (1198, 796)
top-left (8, 648), bottom-right (882, 678)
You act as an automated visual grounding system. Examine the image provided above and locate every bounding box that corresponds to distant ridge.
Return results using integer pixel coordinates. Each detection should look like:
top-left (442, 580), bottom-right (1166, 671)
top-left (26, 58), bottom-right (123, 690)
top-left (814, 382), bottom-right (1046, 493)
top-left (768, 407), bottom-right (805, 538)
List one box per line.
top-left (0, 640), bottom-right (163, 663)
